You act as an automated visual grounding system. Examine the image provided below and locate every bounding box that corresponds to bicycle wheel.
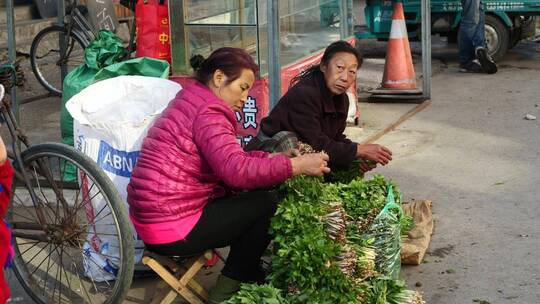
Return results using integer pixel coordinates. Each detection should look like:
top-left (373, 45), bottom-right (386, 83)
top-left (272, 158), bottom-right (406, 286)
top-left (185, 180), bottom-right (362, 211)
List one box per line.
top-left (30, 26), bottom-right (86, 96)
top-left (8, 143), bottom-right (135, 304)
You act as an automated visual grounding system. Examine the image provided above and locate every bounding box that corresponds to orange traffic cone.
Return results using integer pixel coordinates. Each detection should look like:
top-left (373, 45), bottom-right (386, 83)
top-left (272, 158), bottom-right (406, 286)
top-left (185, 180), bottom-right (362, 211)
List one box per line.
top-left (380, 0), bottom-right (418, 91)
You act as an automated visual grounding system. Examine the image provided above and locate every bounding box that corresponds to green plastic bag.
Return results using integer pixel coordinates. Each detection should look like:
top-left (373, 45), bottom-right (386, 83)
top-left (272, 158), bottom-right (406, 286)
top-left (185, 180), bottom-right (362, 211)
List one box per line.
top-left (364, 185), bottom-right (404, 279)
top-left (60, 30), bottom-right (169, 180)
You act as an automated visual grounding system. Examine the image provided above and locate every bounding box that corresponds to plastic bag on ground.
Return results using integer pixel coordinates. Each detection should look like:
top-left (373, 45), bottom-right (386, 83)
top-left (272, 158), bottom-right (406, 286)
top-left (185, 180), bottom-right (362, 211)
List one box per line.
top-left (66, 75), bottom-right (181, 281)
top-left (364, 185), bottom-right (404, 279)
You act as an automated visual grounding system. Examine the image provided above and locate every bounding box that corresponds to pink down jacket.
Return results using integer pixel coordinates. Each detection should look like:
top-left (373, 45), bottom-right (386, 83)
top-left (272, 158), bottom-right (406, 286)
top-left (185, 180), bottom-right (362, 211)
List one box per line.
top-left (127, 81), bottom-right (292, 244)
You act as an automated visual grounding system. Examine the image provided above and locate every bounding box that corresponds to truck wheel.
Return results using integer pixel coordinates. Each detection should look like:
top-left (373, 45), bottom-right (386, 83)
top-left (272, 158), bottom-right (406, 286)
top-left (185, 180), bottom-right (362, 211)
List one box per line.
top-left (484, 14), bottom-right (509, 62)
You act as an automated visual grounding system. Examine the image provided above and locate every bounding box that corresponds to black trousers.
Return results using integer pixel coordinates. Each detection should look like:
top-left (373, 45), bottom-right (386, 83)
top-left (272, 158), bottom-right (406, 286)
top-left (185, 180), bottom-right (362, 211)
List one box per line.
top-left (145, 190), bottom-right (279, 283)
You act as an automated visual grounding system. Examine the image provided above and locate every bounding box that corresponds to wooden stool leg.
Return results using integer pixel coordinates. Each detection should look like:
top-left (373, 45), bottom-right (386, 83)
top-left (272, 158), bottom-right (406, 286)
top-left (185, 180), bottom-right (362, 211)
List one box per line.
top-left (150, 287), bottom-right (177, 304)
top-left (160, 290), bottom-right (179, 304)
top-left (143, 257), bottom-right (204, 304)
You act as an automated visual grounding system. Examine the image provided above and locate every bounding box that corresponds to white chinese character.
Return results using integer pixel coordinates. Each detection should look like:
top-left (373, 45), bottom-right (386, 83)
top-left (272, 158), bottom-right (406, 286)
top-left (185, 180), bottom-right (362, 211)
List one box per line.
top-left (242, 135), bottom-right (254, 146)
top-left (97, 8), bottom-right (114, 31)
top-left (242, 97), bottom-right (258, 129)
top-left (235, 111), bottom-right (242, 122)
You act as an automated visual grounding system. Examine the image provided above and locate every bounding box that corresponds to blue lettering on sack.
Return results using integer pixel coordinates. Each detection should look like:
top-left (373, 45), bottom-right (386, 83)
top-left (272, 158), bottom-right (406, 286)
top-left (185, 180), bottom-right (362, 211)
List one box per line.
top-left (97, 141), bottom-right (140, 177)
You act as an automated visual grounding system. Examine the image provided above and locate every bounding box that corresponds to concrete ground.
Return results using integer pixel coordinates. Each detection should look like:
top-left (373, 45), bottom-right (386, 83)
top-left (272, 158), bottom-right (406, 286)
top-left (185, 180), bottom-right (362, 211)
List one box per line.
top-left (3, 34), bottom-right (540, 303)
top-left (351, 39), bottom-right (540, 304)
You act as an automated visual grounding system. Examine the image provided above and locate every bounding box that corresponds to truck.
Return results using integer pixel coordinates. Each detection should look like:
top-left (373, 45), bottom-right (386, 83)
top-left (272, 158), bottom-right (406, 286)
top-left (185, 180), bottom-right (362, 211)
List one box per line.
top-left (355, 0), bottom-right (540, 61)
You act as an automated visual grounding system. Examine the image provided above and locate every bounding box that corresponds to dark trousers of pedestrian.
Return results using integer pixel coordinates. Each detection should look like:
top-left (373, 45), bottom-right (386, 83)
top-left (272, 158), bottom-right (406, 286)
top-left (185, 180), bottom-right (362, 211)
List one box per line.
top-left (145, 190), bottom-right (279, 283)
top-left (459, 0), bottom-right (485, 64)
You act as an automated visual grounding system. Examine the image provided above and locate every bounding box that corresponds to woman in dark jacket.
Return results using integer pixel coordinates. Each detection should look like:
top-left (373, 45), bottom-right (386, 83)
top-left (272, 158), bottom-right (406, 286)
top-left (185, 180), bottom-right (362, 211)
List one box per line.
top-left (252, 41), bottom-right (392, 172)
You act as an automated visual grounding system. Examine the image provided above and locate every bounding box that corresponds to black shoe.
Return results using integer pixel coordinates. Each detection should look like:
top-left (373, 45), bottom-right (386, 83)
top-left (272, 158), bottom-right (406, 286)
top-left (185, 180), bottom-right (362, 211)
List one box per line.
top-left (459, 61), bottom-right (484, 73)
top-left (475, 47), bottom-right (498, 74)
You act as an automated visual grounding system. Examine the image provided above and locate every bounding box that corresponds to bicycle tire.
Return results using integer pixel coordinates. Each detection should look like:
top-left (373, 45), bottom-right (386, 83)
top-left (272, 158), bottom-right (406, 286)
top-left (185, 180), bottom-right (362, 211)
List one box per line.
top-left (30, 25), bottom-right (86, 96)
top-left (8, 142), bottom-right (135, 304)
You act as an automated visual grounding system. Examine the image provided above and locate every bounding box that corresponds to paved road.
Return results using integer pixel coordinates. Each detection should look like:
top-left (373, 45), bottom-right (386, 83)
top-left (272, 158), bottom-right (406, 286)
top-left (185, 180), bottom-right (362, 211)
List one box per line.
top-left (368, 39), bottom-right (540, 304)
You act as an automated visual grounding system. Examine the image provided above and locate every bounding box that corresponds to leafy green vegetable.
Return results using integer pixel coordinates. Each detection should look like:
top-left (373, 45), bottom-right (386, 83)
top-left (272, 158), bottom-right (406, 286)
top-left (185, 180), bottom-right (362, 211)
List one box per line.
top-left (223, 283), bottom-right (289, 304)
top-left (326, 160), bottom-right (363, 184)
top-left (267, 173), bottom-right (419, 303)
top-left (365, 278), bottom-right (425, 304)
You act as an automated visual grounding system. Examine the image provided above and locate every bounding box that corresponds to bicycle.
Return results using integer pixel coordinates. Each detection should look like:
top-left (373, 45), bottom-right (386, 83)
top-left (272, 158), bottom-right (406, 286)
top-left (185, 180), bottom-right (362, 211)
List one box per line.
top-left (0, 83), bottom-right (135, 303)
top-left (29, 0), bottom-right (136, 96)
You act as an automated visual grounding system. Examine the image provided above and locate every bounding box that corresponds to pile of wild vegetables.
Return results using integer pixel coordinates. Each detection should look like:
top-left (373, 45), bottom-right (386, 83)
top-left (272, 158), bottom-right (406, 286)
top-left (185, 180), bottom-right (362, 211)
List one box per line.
top-left (226, 147), bottom-right (422, 304)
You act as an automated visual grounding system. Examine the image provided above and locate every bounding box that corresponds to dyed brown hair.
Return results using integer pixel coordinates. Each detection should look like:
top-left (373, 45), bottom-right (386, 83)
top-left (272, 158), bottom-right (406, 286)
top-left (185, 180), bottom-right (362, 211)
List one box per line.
top-left (190, 47), bottom-right (259, 86)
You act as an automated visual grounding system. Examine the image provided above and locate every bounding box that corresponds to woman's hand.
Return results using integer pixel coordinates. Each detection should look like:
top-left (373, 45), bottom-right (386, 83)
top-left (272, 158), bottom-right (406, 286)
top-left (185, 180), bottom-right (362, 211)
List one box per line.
top-left (0, 136), bottom-right (6, 166)
top-left (290, 152), bottom-right (331, 177)
top-left (358, 159), bottom-right (377, 173)
top-left (356, 144), bottom-right (392, 165)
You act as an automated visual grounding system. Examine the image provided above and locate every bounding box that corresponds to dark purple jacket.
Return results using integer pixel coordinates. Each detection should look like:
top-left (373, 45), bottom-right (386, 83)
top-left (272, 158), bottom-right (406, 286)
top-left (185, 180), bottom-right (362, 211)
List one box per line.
top-left (260, 69), bottom-right (357, 169)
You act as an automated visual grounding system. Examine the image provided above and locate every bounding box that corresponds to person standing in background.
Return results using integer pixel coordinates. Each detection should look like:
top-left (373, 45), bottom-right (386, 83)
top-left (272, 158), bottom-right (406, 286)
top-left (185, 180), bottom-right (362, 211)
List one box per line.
top-left (458, 0), bottom-right (498, 73)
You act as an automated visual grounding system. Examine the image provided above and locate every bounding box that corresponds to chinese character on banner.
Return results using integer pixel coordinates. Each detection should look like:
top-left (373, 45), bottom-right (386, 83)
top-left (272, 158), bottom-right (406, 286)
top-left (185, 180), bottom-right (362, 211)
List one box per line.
top-left (242, 135), bottom-right (254, 146)
top-left (158, 32), bottom-right (169, 44)
top-left (242, 96), bottom-right (258, 129)
top-left (235, 112), bottom-right (242, 122)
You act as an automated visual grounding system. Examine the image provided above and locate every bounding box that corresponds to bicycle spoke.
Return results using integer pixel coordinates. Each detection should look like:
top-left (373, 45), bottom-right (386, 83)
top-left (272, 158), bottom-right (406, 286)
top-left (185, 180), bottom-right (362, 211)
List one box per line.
top-left (84, 256), bottom-right (113, 289)
top-left (67, 244), bottom-right (100, 302)
top-left (12, 192), bottom-right (40, 222)
top-left (70, 179), bottom-right (82, 218)
top-left (23, 242), bottom-right (50, 267)
top-left (72, 181), bottom-right (98, 216)
top-left (29, 242), bottom-right (55, 278)
top-left (51, 247), bottom-right (62, 303)
top-left (86, 186), bottom-right (105, 205)
top-left (41, 242), bottom-right (58, 296)
top-left (19, 241), bottom-right (45, 257)
top-left (56, 156), bottom-right (66, 222)
top-left (31, 163), bottom-right (57, 224)
top-left (57, 244), bottom-right (74, 301)
top-left (11, 208), bottom-right (38, 223)
top-left (70, 256), bottom-right (94, 304)
top-left (16, 240), bottom-right (42, 246)
top-left (91, 205), bottom-right (111, 224)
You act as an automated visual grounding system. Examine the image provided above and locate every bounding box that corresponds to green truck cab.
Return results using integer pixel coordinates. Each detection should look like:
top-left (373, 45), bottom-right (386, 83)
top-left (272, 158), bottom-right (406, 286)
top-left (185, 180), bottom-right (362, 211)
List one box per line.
top-left (356, 0), bottom-right (540, 61)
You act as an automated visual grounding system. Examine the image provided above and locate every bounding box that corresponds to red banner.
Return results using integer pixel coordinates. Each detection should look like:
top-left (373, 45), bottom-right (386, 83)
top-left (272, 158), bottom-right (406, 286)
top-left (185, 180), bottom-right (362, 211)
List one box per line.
top-left (136, 0), bottom-right (171, 63)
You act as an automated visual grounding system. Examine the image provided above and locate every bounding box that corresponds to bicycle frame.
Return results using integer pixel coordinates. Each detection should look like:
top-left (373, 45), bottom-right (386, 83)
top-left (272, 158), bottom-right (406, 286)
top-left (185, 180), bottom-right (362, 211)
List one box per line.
top-left (64, 0), bottom-right (97, 47)
top-left (0, 85), bottom-right (72, 233)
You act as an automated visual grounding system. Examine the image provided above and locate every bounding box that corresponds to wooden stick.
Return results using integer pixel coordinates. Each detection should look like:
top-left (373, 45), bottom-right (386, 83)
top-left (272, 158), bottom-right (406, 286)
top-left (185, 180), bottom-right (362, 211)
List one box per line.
top-left (361, 99), bottom-right (432, 144)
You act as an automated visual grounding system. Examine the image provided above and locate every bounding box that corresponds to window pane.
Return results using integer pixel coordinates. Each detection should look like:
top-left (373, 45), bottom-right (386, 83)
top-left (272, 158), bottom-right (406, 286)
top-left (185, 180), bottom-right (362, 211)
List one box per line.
top-left (186, 25), bottom-right (259, 66)
top-left (185, 0), bottom-right (256, 25)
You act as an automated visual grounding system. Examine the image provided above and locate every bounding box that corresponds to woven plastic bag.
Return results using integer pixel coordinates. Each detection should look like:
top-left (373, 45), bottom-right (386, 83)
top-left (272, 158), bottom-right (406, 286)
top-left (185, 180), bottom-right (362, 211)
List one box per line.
top-left (61, 31), bottom-right (170, 181)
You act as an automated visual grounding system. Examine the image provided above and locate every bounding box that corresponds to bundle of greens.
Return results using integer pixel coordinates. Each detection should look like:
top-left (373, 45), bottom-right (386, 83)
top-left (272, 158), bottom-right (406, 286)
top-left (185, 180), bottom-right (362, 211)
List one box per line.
top-left (326, 160), bottom-right (363, 184)
top-left (223, 283), bottom-right (289, 304)
top-left (238, 143), bottom-right (423, 303)
top-left (365, 278), bottom-right (425, 304)
top-left (269, 176), bottom-right (365, 303)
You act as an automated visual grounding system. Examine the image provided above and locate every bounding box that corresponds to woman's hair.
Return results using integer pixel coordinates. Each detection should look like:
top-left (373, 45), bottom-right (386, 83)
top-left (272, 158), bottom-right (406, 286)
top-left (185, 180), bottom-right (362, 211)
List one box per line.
top-left (190, 47), bottom-right (259, 86)
top-left (290, 40), bottom-right (363, 86)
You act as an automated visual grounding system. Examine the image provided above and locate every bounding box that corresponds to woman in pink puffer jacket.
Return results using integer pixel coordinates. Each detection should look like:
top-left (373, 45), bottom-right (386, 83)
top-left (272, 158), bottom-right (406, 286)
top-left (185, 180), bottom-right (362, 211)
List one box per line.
top-left (127, 47), bottom-right (330, 303)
